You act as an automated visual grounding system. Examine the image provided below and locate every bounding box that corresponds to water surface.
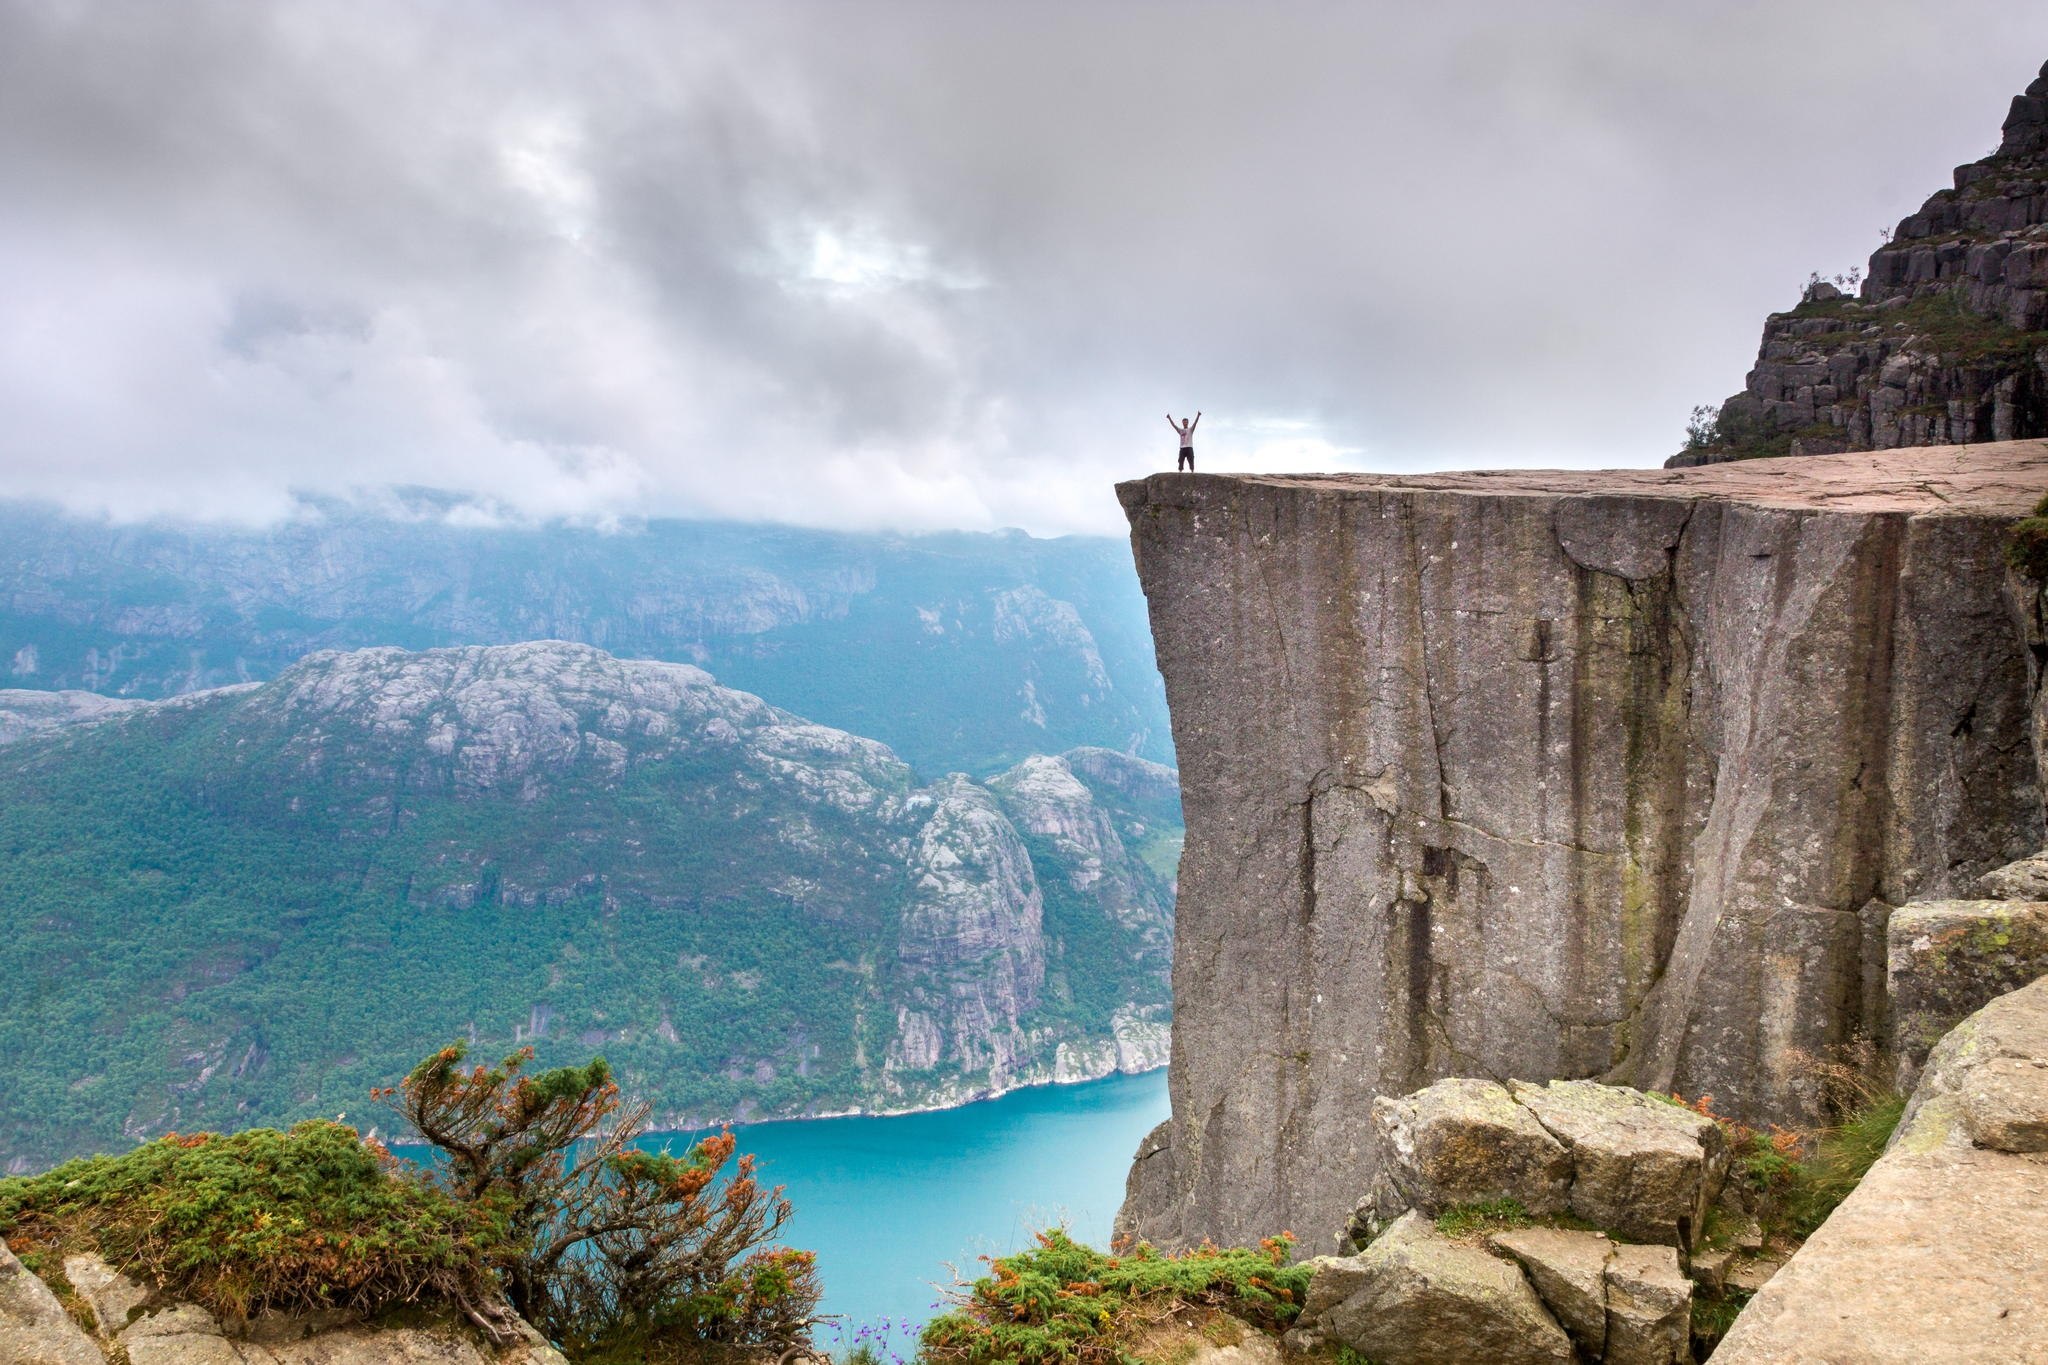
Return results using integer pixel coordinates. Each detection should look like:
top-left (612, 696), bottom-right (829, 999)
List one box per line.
top-left (642, 1070), bottom-right (1169, 1355)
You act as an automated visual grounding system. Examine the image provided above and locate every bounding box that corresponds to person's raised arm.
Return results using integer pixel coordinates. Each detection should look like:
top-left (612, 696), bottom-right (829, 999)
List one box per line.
top-left (1166, 414), bottom-right (1179, 432)
top-left (1190, 411), bottom-right (1201, 432)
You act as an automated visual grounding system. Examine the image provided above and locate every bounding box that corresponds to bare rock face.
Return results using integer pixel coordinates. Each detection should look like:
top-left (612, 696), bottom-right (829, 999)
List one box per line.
top-left (0, 1239), bottom-right (102, 1365)
top-left (1117, 444), bottom-right (2048, 1251)
top-left (1887, 897), bottom-right (2048, 1080)
top-left (1292, 1214), bottom-right (1574, 1365)
top-left (1713, 975), bottom-right (2048, 1362)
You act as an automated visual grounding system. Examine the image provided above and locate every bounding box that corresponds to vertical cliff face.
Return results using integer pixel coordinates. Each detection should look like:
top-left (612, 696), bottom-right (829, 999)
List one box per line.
top-left (1117, 444), bottom-right (2048, 1252)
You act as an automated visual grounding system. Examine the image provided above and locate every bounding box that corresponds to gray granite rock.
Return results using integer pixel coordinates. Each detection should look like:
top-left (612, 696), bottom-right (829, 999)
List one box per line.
top-left (1713, 975), bottom-right (2048, 1362)
top-left (1510, 1080), bottom-right (1725, 1249)
top-left (1601, 1243), bottom-right (1691, 1365)
top-left (1373, 1078), bottom-right (1571, 1218)
top-left (0, 1238), bottom-right (103, 1365)
top-left (1486, 1226), bottom-right (1613, 1354)
top-left (1295, 1214), bottom-right (1572, 1365)
top-left (1115, 445), bottom-right (2047, 1251)
top-left (1887, 898), bottom-right (2048, 1082)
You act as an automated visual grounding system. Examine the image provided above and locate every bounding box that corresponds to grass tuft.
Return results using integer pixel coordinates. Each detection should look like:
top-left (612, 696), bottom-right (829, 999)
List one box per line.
top-left (919, 1228), bottom-right (1310, 1365)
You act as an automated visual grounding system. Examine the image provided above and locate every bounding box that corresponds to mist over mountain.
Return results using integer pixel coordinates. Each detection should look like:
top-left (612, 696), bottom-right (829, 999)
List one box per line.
top-left (0, 494), bottom-right (1168, 777)
top-left (0, 642), bottom-right (1177, 1170)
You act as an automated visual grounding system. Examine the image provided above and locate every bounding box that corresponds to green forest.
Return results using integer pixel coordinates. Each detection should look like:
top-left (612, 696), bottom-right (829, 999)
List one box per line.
top-left (0, 649), bottom-right (1176, 1170)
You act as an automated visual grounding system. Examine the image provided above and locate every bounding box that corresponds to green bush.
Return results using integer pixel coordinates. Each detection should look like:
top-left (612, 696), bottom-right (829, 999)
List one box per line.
top-left (919, 1228), bottom-right (1310, 1365)
top-left (0, 1121), bottom-right (500, 1327)
top-left (2007, 494), bottom-right (2048, 580)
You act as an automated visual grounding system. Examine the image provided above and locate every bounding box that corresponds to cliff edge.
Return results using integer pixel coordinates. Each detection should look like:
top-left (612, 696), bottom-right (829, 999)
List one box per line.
top-left (1115, 441), bottom-right (2048, 1251)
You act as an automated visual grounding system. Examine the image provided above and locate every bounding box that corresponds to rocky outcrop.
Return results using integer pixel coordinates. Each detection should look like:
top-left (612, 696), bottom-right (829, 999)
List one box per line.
top-left (1712, 974), bottom-right (2048, 1362)
top-left (0, 1244), bottom-right (565, 1365)
top-left (1673, 61), bottom-right (2048, 466)
top-left (1116, 444), bottom-right (2048, 1252)
top-left (0, 1239), bottom-right (100, 1365)
top-left (1292, 1076), bottom-right (1720, 1365)
top-left (1294, 1213), bottom-right (1575, 1365)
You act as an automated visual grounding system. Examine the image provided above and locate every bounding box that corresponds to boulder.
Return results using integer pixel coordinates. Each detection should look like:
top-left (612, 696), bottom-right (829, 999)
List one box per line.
top-left (1975, 850), bottom-right (2048, 900)
top-left (1373, 1079), bottom-right (1572, 1218)
top-left (1486, 1226), bottom-right (1612, 1354)
top-left (1296, 1213), bottom-right (1573, 1365)
top-left (1509, 1081), bottom-right (1725, 1248)
top-left (1602, 1243), bottom-right (1691, 1365)
top-left (0, 1238), bottom-right (103, 1365)
top-left (1886, 899), bottom-right (2048, 1080)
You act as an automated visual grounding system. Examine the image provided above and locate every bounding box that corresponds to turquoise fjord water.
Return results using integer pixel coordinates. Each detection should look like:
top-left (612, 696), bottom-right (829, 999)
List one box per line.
top-left (639, 1069), bottom-right (1169, 1357)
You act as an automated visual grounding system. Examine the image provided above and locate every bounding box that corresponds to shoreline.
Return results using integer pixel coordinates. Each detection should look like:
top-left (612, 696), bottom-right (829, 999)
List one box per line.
top-left (645, 1057), bottom-right (1170, 1140)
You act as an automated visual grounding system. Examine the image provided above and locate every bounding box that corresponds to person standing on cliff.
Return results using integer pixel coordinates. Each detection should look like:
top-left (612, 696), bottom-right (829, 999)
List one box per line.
top-left (1168, 411), bottom-right (1199, 470)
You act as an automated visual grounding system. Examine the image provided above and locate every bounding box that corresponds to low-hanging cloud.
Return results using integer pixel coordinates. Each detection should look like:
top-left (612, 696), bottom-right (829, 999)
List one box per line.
top-left (2, 1), bottom-right (2045, 534)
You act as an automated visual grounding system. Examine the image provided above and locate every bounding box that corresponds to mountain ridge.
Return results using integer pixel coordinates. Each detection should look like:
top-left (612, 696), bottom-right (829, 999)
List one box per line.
top-left (0, 641), bottom-right (1177, 1172)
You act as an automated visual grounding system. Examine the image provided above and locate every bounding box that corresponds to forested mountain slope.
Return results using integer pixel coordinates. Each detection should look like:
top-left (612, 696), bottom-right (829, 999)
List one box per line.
top-left (0, 497), bottom-right (1168, 775)
top-left (0, 642), bottom-right (1178, 1171)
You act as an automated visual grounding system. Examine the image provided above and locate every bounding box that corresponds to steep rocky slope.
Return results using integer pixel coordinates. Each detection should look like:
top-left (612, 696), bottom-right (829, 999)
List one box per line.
top-left (0, 642), bottom-right (1176, 1170)
top-left (1115, 442), bottom-right (2048, 1252)
top-left (0, 498), bottom-right (1169, 774)
top-left (1674, 60), bottom-right (2048, 465)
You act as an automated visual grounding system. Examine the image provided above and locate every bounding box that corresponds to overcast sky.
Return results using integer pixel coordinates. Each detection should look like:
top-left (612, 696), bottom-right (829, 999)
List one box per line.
top-left (2, 2), bottom-right (2045, 535)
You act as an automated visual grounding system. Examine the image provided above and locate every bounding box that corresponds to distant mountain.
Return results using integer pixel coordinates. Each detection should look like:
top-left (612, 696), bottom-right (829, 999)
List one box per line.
top-left (0, 642), bottom-right (1178, 1171)
top-left (0, 495), bottom-right (1169, 777)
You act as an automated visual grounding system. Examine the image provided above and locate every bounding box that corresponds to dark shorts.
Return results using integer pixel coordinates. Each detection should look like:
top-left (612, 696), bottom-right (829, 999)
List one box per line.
top-left (1177, 446), bottom-right (1194, 469)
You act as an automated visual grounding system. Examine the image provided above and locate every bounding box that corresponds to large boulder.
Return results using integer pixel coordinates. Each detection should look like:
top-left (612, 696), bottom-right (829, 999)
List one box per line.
top-left (0, 1238), bottom-right (103, 1365)
top-left (1886, 898), bottom-right (2048, 1080)
top-left (1509, 1081), bottom-right (1725, 1248)
top-left (1372, 1079), bottom-right (1572, 1219)
top-left (1294, 1213), bottom-right (1573, 1365)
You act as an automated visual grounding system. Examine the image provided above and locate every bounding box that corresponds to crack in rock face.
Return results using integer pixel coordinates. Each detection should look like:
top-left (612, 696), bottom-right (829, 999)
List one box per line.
top-left (1113, 443), bottom-right (2048, 1252)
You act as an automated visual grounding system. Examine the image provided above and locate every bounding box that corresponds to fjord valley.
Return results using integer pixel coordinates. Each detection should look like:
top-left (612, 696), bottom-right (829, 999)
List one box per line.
top-left (0, 636), bottom-right (1176, 1172)
top-left (0, 498), bottom-right (1170, 777)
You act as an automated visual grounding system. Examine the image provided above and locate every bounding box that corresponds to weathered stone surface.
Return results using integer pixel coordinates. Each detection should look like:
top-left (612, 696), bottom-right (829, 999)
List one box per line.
top-left (1601, 1243), bottom-right (1691, 1365)
top-left (1116, 444), bottom-right (2047, 1250)
top-left (1976, 849), bottom-right (2048, 899)
top-left (1670, 60), bottom-right (2048, 467)
top-left (0, 1238), bottom-right (103, 1365)
top-left (1372, 1078), bottom-right (1571, 1218)
top-left (1295, 1214), bottom-right (1572, 1365)
top-left (1886, 898), bottom-right (2048, 1079)
top-left (1486, 1226), bottom-right (1612, 1354)
top-left (1713, 976), bottom-right (2048, 1362)
top-left (1510, 1081), bottom-right (1724, 1249)
top-left (61, 1255), bottom-right (147, 1338)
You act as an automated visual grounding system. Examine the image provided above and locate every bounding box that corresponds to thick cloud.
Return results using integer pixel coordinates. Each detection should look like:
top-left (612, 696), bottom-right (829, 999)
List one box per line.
top-left (1, 1), bottom-right (2044, 533)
